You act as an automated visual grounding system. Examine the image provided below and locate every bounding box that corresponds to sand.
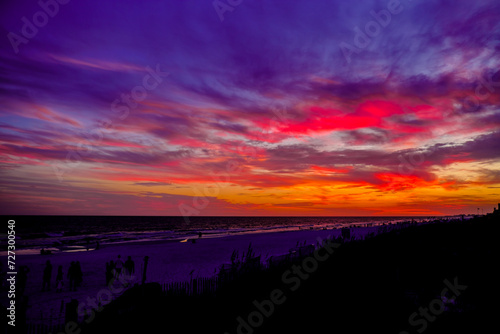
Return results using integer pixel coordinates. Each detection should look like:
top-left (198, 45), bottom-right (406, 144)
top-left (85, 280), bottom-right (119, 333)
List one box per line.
top-left (17, 224), bottom-right (391, 323)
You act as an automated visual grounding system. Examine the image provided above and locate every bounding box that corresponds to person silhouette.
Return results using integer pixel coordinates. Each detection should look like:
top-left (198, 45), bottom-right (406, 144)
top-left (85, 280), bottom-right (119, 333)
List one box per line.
top-left (124, 256), bottom-right (135, 276)
top-left (56, 266), bottom-right (64, 292)
top-left (68, 262), bottom-right (76, 291)
top-left (42, 260), bottom-right (52, 291)
top-left (75, 261), bottom-right (83, 289)
top-left (115, 255), bottom-right (123, 278)
top-left (105, 262), bottom-right (112, 285)
top-left (109, 260), bottom-right (116, 281)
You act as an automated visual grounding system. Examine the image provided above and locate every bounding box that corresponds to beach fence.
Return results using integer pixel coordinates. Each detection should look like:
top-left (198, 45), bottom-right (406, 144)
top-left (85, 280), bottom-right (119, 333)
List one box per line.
top-left (162, 276), bottom-right (220, 297)
top-left (24, 297), bottom-right (81, 334)
top-left (162, 253), bottom-right (270, 297)
top-left (165, 224), bottom-right (424, 297)
top-left (19, 219), bottom-right (450, 333)
top-left (267, 253), bottom-right (290, 267)
top-left (26, 322), bottom-right (65, 334)
top-left (24, 310), bottom-right (66, 334)
top-left (25, 309), bottom-right (69, 334)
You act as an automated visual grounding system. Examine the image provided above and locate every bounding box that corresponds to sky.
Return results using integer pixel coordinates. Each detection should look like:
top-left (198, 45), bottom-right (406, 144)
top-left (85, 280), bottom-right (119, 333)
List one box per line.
top-left (0, 0), bottom-right (499, 216)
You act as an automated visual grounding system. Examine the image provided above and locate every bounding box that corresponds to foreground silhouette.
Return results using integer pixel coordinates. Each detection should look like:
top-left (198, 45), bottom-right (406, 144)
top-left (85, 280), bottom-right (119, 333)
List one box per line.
top-left (74, 215), bottom-right (497, 334)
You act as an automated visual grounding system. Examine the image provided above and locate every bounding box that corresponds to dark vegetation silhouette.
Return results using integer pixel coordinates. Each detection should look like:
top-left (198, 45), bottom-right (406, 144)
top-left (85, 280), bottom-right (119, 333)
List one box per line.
top-left (76, 215), bottom-right (497, 334)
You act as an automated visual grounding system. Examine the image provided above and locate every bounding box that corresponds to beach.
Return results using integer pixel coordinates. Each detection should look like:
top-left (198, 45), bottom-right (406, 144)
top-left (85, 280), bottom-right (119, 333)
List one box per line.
top-left (6, 214), bottom-right (494, 334)
top-left (74, 215), bottom-right (497, 334)
top-left (17, 224), bottom-right (387, 323)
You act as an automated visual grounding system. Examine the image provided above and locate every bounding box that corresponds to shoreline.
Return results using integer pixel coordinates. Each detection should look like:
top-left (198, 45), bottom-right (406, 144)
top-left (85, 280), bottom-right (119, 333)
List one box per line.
top-left (13, 225), bottom-right (372, 322)
top-left (10, 216), bottom-right (463, 324)
top-left (1, 215), bottom-right (454, 256)
top-left (74, 215), bottom-right (497, 334)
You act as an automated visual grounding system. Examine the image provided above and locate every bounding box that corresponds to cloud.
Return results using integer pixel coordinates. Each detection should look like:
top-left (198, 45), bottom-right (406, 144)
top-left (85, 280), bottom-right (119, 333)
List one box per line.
top-left (1, 0), bottom-right (499, 214)
top-left (133, 182), bottom-right (172, 187)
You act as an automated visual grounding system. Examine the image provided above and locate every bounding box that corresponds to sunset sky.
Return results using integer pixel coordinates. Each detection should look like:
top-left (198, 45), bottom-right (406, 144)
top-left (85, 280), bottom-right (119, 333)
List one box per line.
top-left (1, 0), bottom-right (499, 216)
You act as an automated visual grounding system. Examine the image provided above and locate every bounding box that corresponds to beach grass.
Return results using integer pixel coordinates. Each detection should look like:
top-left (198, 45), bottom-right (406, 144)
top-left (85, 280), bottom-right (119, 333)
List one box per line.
top-left (70, 215), bottom-right (498, 334)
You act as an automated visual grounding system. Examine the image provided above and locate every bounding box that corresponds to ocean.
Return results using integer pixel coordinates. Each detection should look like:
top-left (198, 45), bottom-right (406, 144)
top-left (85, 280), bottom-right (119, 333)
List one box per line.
top-left (2, 215), bottom-right (435, 254)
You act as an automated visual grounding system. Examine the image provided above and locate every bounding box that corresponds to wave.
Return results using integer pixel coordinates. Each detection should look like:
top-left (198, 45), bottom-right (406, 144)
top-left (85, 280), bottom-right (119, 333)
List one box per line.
top-left (1, 216), bottom-right (440, 254)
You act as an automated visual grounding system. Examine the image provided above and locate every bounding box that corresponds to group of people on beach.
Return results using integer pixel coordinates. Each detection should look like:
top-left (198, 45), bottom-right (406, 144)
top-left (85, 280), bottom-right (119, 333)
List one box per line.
top-left (105, 255), bottom-right (135, 285)
top-left (3, 255), bottom-right (135, 299)
top-left (43, 260), bottom-right (83, 292)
